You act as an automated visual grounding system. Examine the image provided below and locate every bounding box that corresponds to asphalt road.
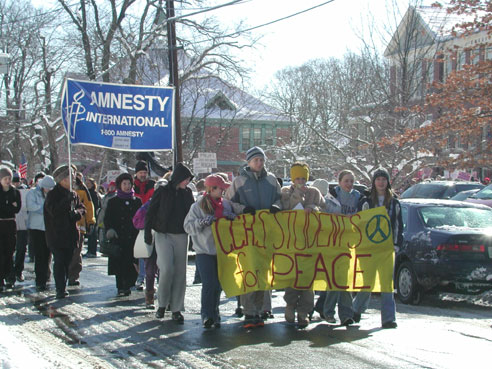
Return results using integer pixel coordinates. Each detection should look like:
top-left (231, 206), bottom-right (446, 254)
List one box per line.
top-left (1, 251), bottom-right (491, 369)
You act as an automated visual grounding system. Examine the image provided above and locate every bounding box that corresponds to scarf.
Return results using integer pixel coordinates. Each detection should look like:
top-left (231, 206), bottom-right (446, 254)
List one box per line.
top-left (117, 188), bottom-right (135, 200)
top-left (209, 194), bottom-right (224, 219)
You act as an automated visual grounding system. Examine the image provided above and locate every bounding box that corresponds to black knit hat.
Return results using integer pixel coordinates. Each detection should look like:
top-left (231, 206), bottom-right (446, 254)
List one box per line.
top-left (372, 167), bottom-right (391, 188)
top-left (115, 172), bottom-right (134, 189)
top-left (135, 161), bottom-right (148, 173)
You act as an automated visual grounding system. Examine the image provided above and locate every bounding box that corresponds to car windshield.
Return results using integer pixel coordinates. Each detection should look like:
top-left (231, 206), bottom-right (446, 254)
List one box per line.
top-left (470, 184), bottom-right (492, 200)
top-left (419, 206), bottom-right (492, 229)
top-left (414, 184), bottom-right (448, 198)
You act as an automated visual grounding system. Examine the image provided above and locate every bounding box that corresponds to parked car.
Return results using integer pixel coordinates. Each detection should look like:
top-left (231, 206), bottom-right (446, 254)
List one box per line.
top-left (400, 181), bottom-right (484, 199)
top-left (395, 199), bottom-right (492, 304)
top-left (450, 188), bottom-right (480, 201)
top-left (465, 184), bottom-right (492, 208)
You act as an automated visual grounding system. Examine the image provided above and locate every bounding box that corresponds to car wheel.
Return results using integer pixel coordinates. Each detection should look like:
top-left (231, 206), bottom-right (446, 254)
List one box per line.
top-left (396, 261), bottom-right (422, 305)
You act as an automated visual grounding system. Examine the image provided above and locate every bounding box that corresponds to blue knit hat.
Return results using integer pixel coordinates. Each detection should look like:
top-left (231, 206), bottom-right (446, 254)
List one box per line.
top-left (246, 146), bottom-right (266, 162)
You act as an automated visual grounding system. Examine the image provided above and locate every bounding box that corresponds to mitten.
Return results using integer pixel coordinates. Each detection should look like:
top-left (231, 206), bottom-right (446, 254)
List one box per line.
top-left (269, 205), bottom-right (281, 214)
top-left (199, 215), bottom-right (216, 228)
top-left (106, 228), bottom-right (118, 240)
top-left (243, 206), bottom-right (256, 215)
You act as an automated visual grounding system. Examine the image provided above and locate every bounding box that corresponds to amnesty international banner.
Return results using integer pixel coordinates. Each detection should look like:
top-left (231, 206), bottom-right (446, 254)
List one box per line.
top-left (212, 207), bottom-right (395, 297)
top-left (61, 79), bottom-right (174, 151)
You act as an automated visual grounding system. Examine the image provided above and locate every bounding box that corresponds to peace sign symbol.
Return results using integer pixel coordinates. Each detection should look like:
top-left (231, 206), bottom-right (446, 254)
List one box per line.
top-left (365, 215), bottom-right (391, 244)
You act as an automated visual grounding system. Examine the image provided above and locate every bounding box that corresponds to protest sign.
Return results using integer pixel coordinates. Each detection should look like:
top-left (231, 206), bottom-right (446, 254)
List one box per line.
top-left (61, 79), bottom-right (174, 151)
top-left (212, 207), bottom-right (395, 297)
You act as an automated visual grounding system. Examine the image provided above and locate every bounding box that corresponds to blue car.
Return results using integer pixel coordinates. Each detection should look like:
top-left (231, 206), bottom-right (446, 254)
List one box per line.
top-left (395, 199), bottom-right (492, 304)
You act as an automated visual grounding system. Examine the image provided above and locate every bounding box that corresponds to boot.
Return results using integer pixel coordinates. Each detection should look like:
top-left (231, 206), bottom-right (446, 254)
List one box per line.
top-left (145, 290), bottom-right (155, 309)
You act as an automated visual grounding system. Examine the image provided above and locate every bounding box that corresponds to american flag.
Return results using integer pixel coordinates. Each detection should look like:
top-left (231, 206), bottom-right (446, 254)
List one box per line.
top-left (18, 154), bottom-right (27, 179)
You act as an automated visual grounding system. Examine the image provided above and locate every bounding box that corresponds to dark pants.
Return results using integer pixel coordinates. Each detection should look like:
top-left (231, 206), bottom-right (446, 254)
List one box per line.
top-left (144, 247), bottom-right (158, 292)
top-left (0, 220), bottom-right (16, 285)
top-left (12, 229), bottom-right (28, 278)
top-left (314, 291), bottom-right (327, 313)
top-left (68, 233), bottom-right (83, 283)
top-left (30, 230), bottom-right (52, 287)
top-left (87, 225), bottom-right (98, 255)
top-left (52, 247), bottom-right (73, 294)
top-left (196, 253), bottom-right (222, 322)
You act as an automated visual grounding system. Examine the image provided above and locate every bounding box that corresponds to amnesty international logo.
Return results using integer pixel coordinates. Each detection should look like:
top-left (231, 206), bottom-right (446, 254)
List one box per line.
top-left (365, 214), bottom-right (391, 244)
top-left (65, 89), bottom-right (86, 139)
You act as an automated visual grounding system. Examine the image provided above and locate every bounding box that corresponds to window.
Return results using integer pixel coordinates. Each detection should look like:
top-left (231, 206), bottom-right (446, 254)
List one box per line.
top-left (253, 127), bottom-right (262, 146)
top-left (242, 127), bottom-right (250, 148)
top-left (265, 126), bottom-right (275, 145)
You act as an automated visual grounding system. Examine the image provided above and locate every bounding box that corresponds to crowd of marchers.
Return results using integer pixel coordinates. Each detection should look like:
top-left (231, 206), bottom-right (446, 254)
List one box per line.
top-left (0, 146), bottom-right (402, 330)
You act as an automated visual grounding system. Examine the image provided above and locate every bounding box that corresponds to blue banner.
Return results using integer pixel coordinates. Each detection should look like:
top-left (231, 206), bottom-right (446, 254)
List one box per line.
top-left (61, 79), bottom-right (174, 151)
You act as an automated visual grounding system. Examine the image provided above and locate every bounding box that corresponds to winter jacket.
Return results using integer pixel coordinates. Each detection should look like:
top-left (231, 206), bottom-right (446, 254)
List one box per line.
top-left (358, 195), bottom-right (403, 246)
top-left (281, 185), bottom-right (325, 211)
top-left (88, 188), bottom-right (101, 212)
top-left (184, 197), bottom-right (235, 255)
top-left (44, 184), bottom-right (82, 251)
top-left (75, 187), bottom-right (95, 234)
top-left (0, 185), bottom-right (21, 219)
top-left (15, 188), bottom-right (28, 230)
top-left (325, 186), bottom-right (361, 215)
top-left (134, 178), bottom-right (155, 205)
top-left (144, 163), bottom-right (194, 241)
top-left (26, 186), bottom-right (47, 231)
top-left (225, 165), bottom-right (281, 212)
top-left (104, 194), bottom-right (141, 276)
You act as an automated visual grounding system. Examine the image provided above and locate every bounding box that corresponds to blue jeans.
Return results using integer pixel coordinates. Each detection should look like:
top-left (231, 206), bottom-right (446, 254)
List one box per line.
top-left (195, 253), bottom-right (221, 322)
top-left (137, 258), bottom-right (145, 283)
top-left (353, 292), bottom-right (396, 324)
top-left (323, 291), bottom-right (353, 321)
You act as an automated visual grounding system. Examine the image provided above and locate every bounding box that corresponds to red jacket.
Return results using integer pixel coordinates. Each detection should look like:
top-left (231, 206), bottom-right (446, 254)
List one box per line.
top-left (134, 178), bottom-right (155, 204)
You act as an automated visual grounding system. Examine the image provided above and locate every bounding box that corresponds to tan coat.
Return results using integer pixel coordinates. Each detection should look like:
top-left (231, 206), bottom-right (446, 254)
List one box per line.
top-left (76, 189), bottom-right (95, 234)
top-left (280, 185), bottom-right (325, 211)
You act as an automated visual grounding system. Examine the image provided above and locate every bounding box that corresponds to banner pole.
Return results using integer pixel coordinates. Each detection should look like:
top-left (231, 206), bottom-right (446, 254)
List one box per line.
top-left (64, 79), bottom-right (73, 194)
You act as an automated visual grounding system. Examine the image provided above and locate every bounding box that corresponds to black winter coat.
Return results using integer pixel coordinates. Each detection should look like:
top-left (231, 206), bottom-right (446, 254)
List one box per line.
top-left (44, 184), bottom-right (82, 251)
top-left (104, 195), bottom-right (141, 276)
top-left (0, 185), bottom-right (21, 219)
top-left (144, 163), bottom-right (194, 242)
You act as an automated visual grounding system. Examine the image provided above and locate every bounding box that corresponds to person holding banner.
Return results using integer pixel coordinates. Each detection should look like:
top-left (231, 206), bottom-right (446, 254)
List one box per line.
top-left (184, 174), bottom-right (236, 328)
top-left (144, 163), bottom-right (194, 324)
top-left (44, 165), bottom-right (85, 299)
top-left (321, 170), bottom-right (361, 326)
top-left (104, 173), bottom-right (141, 297)
top-left (353, 167), bottom-right (402, 329)
top-left (280, 163), bottom-right (325, 328)
top-left (225, 146), bottom-right (282, 329)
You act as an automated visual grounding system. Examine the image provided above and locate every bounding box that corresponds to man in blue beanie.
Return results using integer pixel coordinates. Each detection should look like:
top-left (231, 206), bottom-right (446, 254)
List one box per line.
top-left (225, 146), bottom-right (282, 329)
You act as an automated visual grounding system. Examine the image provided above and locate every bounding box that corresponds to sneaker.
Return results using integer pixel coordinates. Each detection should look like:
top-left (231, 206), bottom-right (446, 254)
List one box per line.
top-left (203, 318), bottom-right (214, 329)
top-left (243, 315), bottom-right (256, 329)
top-left (382, 321), bottom-right (398, 329)
top-left (353, 313), bottom-right (361, 323)
top-left (117, 289), bottom-right (125, 297)
top-left (235, 307), bottom-right (243, 318)
top-left (16, 274), bottom-right (24, 282)
top-left (254, 315), bottom-right (264, 328)
top-left (68, 280), bottom-right (80, 286)
top-left (36, 284), bottom-right (47, 292)
top-left (135, 281), bottom-right (144, 291)
top-left (83, 253), bottom-right (97, 258)
top-left (5, 282), bottom-right (14, 290)
top-left (297, 315), bottom-right (309, 329)
top-left (155, 307), bottom-right (166, 319)
top-left (342, 318), bottom-right (354, 326)
top-left (124, 289), bottom-right (131, 296)
top-left (261, 310), bottom-right (274, 320)
top-left (325, 315), bottom-right (337, 324)
top-left (172, 311), bottom-right (184, 324)
top-left (214, 321), bottom-right (221, 329)
top-left (285, 304), bottom-right (295, 323)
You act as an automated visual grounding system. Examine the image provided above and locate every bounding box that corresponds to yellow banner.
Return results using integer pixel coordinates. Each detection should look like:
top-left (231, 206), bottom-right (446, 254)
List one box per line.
top-left (212, 207), bottom-right (395, 297)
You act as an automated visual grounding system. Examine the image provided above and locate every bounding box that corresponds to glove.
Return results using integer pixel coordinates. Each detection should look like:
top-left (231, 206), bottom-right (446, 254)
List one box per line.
top-left (225, 213), bottom-right (236, 221)
top-left (269, 205), bottom-right (281, 214)
top-left (243, 206), bottom-right (256, 215)
top-left (106, 228), bottom-right (118, 240)
top-left (199, 215), bottom-right (216, 228)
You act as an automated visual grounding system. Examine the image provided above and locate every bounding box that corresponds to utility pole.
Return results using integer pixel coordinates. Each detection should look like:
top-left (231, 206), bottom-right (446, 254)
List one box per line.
top-left (165, 0), bottom-right (183, 166)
